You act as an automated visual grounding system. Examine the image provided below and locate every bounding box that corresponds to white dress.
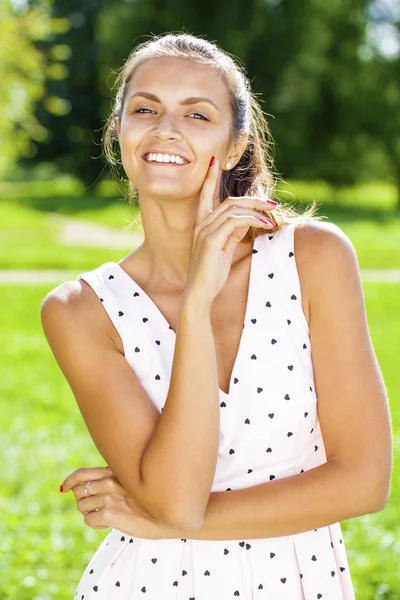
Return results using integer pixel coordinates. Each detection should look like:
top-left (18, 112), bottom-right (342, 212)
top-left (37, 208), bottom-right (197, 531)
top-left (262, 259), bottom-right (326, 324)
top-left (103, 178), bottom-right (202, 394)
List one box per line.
top-left (74, 222), bottom-right (355, 599)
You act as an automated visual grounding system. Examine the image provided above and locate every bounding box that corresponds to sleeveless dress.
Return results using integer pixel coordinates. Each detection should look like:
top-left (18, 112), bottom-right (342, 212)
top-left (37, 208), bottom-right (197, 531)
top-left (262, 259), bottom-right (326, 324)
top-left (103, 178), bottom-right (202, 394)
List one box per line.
top-left (74, 222), bottom-right (355, 600)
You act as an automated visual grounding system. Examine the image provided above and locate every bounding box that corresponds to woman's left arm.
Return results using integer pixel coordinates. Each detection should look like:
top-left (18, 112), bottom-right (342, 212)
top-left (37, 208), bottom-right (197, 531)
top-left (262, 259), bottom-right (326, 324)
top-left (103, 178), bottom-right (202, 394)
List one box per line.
top-left (189, 223), bottom-right (393, 540)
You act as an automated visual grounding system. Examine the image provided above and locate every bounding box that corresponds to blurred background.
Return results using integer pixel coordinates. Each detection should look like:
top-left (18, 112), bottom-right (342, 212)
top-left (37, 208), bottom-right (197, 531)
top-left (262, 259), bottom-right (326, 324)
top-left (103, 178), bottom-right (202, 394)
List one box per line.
top-left (0, 0), bottom-right (399, 598)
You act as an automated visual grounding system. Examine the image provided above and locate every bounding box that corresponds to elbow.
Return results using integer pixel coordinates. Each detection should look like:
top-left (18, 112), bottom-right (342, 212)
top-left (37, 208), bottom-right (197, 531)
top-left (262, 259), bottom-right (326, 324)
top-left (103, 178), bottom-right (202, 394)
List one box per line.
top-left (153, 494), bottom-right (205, 532)
top-left (368, 478), bottom-right (391, 514)
top-left (145, 504), bottom-right (203, 534)
top-left (164, 506), bottom-right (205, 534)
top-left (137, 481), bottom-right (204, 534)
top-left (354, 461), bottom-right (392, 515)
top-left (150, 506), bottom-right (204, 534)
top-left (139, 458), bottom-right (206, 533)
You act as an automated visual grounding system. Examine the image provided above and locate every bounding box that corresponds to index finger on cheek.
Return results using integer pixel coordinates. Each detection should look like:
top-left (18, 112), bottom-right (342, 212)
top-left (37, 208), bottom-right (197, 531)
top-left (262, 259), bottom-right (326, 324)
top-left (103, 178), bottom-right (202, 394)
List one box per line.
top-left (197, 155), bottom-right (219, 221)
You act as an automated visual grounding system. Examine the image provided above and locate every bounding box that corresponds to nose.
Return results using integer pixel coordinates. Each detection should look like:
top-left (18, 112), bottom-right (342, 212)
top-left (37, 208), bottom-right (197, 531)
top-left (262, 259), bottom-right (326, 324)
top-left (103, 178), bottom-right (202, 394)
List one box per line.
top-left (151, 112), bottom-right (183, 142)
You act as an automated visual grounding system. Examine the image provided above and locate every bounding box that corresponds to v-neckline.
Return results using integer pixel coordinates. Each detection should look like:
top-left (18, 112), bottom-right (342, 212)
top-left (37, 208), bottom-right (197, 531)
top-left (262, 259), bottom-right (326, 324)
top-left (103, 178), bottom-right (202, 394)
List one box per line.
top-left (111, 234), bottom-right (262, 397)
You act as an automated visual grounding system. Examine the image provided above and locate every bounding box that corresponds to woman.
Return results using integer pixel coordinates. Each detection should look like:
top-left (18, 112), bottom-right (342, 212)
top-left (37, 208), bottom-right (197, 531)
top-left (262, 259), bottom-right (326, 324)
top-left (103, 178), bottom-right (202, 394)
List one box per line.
top-left (41, 33), bottom-right (392, 599)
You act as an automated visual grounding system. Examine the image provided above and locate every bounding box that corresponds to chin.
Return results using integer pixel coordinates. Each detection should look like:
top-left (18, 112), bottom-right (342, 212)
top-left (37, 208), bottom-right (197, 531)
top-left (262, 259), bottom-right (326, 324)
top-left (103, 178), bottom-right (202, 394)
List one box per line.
top-left (140, 180), bottom-right (199, 197)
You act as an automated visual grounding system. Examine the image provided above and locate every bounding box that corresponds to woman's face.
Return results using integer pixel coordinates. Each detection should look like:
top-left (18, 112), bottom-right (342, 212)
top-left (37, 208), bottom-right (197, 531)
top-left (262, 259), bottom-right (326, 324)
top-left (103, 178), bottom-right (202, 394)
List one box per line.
top-left (116, 56), bottom-right (242, 202)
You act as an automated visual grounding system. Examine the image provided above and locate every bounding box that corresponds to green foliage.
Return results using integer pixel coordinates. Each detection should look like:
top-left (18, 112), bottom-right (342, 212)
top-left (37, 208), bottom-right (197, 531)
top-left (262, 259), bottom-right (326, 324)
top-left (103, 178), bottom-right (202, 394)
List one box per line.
top-left (2, 0), bottom-right (399, 203)
top-left (24, 0), bottom-right (107, 186)
top-left (0, 0), bottom-right (70, 176)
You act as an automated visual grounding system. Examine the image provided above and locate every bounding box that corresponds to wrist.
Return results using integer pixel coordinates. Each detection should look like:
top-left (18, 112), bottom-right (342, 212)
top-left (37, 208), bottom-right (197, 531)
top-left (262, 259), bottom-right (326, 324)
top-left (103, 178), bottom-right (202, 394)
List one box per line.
top-left (180, 293), bottom-right (213, 319)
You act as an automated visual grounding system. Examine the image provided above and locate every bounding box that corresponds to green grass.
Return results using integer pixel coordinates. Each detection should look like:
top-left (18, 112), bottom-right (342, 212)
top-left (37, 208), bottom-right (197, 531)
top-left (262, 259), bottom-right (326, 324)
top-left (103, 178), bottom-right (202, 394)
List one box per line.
top-left (0, 282), bottom-right (399, 599)
top-left (0, 178), bottom-right (399, 270)
top-left (0, 199), bottom-right (137, 269)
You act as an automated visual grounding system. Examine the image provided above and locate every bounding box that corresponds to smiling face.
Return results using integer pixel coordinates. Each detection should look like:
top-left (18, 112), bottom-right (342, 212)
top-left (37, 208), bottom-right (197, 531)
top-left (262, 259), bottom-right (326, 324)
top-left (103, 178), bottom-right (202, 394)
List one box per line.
top-left (116, 56), bottom-right (247, 203)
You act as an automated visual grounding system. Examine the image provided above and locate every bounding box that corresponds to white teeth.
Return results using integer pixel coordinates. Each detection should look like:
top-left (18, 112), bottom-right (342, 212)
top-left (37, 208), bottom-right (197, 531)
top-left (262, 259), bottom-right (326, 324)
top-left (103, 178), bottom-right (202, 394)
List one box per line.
top-left (145, 152), bottom-right (186, 164)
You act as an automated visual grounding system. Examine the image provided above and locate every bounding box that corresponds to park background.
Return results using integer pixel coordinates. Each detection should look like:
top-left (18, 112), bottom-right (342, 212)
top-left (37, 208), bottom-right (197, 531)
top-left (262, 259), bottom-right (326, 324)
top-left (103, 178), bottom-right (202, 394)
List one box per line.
top-left (0, 0), bottom-right (399, 598)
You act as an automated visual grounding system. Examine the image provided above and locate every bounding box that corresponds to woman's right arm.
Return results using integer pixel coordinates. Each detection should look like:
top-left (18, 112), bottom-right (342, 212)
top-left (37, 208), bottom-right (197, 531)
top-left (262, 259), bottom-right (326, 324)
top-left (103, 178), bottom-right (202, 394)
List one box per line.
top-left (41, 279), bottom-right (219, 533)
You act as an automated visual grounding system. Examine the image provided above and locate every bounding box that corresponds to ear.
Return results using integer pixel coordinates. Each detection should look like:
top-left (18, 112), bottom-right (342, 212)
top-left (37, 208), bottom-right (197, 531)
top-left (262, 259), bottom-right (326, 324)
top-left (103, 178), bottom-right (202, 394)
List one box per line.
top-left (225, 132), bottom-right (249, 169)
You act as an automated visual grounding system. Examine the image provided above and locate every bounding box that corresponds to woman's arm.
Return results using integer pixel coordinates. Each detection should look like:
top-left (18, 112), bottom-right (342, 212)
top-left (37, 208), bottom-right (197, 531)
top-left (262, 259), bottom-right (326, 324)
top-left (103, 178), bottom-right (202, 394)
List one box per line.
top-left (154, 458), bottom-right (388, 541)
top-left (140, 296), bottom-right (220, 531)
top-left (41, 282), bottom-right (219, 534)
top-left (153, 223), bottom-right (393, 541)
top-left (190, 460), bottom-right (385, 540)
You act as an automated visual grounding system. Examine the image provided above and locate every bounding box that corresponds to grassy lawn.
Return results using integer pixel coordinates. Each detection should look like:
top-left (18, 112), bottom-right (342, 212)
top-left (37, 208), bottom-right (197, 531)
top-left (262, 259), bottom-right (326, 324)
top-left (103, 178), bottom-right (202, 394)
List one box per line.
top-left (0, 178), bottom-right (399, 270)
top-left (0, 281), bottom-right (399, 600)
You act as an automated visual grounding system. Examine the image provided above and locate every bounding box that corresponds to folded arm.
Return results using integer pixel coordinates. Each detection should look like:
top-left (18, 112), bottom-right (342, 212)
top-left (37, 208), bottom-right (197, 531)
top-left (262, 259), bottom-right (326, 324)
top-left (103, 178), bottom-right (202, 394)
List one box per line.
top-left (155, 223), bottom-right (392, 540)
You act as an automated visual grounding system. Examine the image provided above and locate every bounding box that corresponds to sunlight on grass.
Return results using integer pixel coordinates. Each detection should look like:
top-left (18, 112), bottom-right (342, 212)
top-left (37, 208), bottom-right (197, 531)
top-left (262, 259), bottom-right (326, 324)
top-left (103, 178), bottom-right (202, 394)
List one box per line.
top-left (1, 179), bottom-right (400, 269)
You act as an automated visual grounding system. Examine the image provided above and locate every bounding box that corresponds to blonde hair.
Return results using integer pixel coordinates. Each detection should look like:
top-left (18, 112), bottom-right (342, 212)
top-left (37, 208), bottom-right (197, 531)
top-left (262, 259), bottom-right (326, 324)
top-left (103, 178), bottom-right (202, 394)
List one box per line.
top-left (103, 32), bottom-right (322, 240)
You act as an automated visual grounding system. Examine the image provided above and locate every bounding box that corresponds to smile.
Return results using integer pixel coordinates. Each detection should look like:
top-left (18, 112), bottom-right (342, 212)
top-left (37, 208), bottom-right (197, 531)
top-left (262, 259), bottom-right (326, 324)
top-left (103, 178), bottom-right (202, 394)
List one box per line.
top-left (142, 152), bottom-right (190, 166)
top-left (142, 159), bottom-right (189, 167)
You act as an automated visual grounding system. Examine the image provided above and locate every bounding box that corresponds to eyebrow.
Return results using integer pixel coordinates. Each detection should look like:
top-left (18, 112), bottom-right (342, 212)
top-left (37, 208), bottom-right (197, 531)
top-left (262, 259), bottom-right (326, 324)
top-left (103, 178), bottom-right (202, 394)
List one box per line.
top-left (128, 91), bottom-right (220, 112)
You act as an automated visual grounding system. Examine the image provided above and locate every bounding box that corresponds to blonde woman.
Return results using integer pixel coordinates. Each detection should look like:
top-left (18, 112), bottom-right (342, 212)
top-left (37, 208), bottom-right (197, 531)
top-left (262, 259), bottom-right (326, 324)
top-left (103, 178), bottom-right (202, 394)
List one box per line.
top-left (41, 33), bottom-right (391, 599)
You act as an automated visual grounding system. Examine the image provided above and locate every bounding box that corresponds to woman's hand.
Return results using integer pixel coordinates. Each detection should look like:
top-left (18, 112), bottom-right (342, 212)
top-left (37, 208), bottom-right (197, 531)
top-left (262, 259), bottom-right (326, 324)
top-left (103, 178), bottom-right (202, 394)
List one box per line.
top-left (60, 466), bottom-right (180, 540)
top-left (184, 155), bottom-right (277, 305)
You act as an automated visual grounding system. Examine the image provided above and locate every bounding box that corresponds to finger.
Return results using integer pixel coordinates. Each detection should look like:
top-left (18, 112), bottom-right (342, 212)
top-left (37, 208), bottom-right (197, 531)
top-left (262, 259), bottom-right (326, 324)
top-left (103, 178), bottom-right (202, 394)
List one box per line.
top-left (205, 206), bottom-right (275, 236)
top-left (74, 475), bottom-right (129, 500)
top-left (196, 155), bottom-right (220, 223)
top-left (206, 214), bottom-right (273, 252)
top-left (77, 492), bottom-right (112, 515)
top-left (230, 195), bottom-right (279, 211)
top-left (208, 196), bottom-right (278, 218)
top-left (61, 465), bottom-right (111, 493)
top-left (84, 507), bottom-right (111, 530)
top-left (195, 197), bottom-right (277, 239)
top-left (205, 203), bottom-right (275, 227)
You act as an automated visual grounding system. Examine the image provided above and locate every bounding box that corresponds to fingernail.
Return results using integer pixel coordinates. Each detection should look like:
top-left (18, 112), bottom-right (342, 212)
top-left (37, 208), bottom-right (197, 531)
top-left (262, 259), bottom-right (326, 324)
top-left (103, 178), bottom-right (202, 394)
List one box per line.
top-left (259, 217), bottom-right (275, 226)
top-left (267, 199), bottom-right (278, 206)
top-left (209, 156), bottom-right (215, 168)
top-left (60, 484), bottom-right (64, 493)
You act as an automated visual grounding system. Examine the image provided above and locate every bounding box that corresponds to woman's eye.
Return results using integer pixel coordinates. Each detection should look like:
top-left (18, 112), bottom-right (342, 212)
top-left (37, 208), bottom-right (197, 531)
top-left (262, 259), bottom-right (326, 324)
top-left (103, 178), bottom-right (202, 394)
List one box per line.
top-left (134, 108), bottom-right (208, 121)
top-left (191, 113), bottom-right (208, 121)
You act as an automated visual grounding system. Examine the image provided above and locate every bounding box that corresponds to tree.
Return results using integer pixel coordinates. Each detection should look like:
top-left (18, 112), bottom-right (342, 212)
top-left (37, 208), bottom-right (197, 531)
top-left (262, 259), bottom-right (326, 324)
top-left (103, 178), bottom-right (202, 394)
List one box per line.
top-left (26, 0), bottom-right (106, 187)
top-left (0, 0), bottom-right (70, 178)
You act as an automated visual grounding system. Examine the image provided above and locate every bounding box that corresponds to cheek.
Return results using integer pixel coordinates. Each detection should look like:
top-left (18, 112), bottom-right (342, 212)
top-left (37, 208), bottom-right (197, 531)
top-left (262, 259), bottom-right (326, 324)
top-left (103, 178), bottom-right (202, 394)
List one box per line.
top-left (118, 132), bottom-right (142, 171)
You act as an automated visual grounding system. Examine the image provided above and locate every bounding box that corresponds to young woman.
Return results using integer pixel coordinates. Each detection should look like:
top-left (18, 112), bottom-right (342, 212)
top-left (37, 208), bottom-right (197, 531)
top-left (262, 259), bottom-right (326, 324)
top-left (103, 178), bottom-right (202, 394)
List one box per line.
top-left (41, 33), bottom-right (392, 599)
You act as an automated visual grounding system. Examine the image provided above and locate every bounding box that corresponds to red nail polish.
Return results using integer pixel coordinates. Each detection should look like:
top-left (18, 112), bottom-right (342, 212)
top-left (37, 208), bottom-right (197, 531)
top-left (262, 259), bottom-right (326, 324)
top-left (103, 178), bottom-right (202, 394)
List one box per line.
top-left (267, 199), bottom-right (278, 206)
top-left (209, 156), bottom-right (215, 168)
top-left (60, 484), bottom-right (64, 493)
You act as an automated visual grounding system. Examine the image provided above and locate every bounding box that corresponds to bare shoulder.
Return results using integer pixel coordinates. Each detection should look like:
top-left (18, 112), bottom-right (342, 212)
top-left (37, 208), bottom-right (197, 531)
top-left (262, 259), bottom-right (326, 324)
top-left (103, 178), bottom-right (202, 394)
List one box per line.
top-left (295, 220), bottom-right (352, 252)
top-left (41, 279), bottom-right (97, 324)
top-left (293, 219), bottom-right (356, 263)
top-left (292, 220), bottom-right (359, 311)
top-left (40, 279), bottom-right (120, 351)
